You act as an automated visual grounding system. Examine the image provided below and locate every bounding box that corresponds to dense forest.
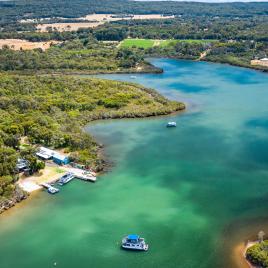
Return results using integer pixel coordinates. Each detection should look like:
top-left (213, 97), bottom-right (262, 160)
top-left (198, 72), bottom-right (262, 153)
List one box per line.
top-left (0, 0), bottom-right (267, 72)
top-left (1, 0), bottom-right (268, 25)
top-left (1, 37), bottom-right (267, 73)
top-left (1, 1), bottom-right (268, 43)
top-left (0, 73), bottom-right (184, 205)
top-left (1, 16), bottom-right (267, 43)
top-left (0, 0), bottom-right (267, 208)
top-left (0, 39), bottom-right (154, 73)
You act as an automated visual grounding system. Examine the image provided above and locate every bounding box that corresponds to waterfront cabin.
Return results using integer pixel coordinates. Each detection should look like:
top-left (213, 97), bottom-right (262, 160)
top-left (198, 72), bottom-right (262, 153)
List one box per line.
top-left (16, 158), bottom-right (29, 172)
top-left (52, 154), bottom-right (70, 165)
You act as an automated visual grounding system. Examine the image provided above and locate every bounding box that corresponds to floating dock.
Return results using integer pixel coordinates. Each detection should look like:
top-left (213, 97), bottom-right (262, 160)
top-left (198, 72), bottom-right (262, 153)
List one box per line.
top-left (39, 168), bottom-right (96, 195)
top-left (40, 183), bottom-right (60, 194)
top-left (67, 168), bottom-right (96, 182)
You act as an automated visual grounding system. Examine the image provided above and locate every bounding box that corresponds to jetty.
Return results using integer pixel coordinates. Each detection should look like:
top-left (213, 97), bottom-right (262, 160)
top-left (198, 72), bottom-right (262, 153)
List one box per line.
top-left (37, 167), bottom-right (96, 195)
top-left (40, 183), bottom-right (60, 194)
top-left (67, 168), bottom-right (96, 182)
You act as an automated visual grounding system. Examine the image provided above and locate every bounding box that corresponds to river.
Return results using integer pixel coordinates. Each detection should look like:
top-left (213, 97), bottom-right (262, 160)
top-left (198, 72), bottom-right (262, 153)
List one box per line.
top-left (0, 59), bottom-right (268, 268)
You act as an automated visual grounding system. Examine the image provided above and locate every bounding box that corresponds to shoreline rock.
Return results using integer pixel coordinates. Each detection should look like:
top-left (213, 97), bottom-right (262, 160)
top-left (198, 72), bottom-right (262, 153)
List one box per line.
top-left (0, 185), bottom-right (28, 214)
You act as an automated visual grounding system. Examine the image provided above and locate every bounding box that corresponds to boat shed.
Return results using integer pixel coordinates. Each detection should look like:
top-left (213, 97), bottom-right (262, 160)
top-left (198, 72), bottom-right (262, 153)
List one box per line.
top-left (36, 147), bottom-right (70, 165)
top-left (52, 154), bottom-right (70, 165)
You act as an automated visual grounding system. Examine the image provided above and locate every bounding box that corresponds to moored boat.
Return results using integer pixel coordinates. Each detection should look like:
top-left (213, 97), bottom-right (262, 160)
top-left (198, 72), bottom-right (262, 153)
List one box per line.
top-left (47, 187), bottom-right (59, 194)
top-left (121, 234), bottom-right (148, 251)
top-left (167, 121), bottom-right (176, 127)
top-left (58, 172), bottom-right (74, 186)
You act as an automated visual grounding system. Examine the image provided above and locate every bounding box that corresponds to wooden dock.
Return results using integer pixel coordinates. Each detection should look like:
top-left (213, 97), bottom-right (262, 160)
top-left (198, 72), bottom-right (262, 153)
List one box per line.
top-left (67, 168), bottom-right (96, 182)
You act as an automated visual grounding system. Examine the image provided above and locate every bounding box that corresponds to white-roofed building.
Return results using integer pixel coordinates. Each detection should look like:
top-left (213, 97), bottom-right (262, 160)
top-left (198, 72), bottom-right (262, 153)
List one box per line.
top-left (36, 147), bottom-right (70, 165)
top-left (36, 146), bottom-right (54, 160)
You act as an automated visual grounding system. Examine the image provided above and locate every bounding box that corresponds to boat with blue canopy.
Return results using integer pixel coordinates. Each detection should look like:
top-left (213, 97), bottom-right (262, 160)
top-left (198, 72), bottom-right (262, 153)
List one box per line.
top-left (121, 234), bottom-right (148, 251)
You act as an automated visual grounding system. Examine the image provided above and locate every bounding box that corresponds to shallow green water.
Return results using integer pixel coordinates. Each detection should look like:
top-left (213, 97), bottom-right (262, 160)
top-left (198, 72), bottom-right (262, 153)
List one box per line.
top-left (1, 59), bottom-right (268, 268)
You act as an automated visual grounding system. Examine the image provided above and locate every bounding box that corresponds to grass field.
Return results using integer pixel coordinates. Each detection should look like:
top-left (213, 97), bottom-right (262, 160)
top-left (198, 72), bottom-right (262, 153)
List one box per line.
top-left (120, 39), bottom-right (155, 48)
top-left (120, 38), bottom-right (217, 49)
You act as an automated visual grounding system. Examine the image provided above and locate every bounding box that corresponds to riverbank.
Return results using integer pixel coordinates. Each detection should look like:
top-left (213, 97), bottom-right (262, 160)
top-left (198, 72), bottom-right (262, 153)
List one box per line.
top-left (145, 54), bottom-right (268, 74)
top-left (6, 61), bottom-right (163, 76)
top-left (0, 185), bottom-right (28, 214)
top-left (0, 106), bottom-right (185, 214)
top-left (233, 241), bottom-right (257, 268)
top-left (203, 57), bottom-right (268, 74)
top-left (18, 165), bottom-right (66, 193)
top-left (0, 170), bottom-right (55, 215)
top-left (244, 240), bottom-right (268, 268)
top-left (0, 72), bottom-right (185, 214)
top-left (1, 57), bottom-right (268, 268)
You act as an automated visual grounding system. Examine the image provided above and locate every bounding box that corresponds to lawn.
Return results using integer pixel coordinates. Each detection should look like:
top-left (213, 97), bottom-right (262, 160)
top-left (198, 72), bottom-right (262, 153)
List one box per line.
top-left (159, 39), bottom-right (216, 47)
top-left (120, 39), bottom-right (155, 48)
top-left (120, 38), bottom-right (217, 48)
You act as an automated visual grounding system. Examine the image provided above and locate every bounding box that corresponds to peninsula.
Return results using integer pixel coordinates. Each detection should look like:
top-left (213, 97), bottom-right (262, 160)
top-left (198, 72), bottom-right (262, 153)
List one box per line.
top-left (0, 73), bottom-right (185, 213)
top-left (0, 3), bottom-right (268, 268)
top-left (246, 240), bottom-right (268, 267)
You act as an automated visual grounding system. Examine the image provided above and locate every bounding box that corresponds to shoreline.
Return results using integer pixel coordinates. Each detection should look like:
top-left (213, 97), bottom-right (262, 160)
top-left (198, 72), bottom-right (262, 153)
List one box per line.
top-left (1, 56), bottom-right (265, 220)
top-left (2, 56), bottom-right (264, 216)
top-left (233, 241), bottom-right (256, 268)
top-left (1, 106), bottom-right (186, 215)
top-left (0, 185), bottom-right (28, 214)
top-left (2, 56), bottom-right (267, 77)
top-left (144, 54), bottom-right (268, 74)
top-left (2, 62), bottom-right (163, 76)
top-left (202, 58), bottom-right (268, 74)
top-left (0, 57), bottom-right (261, 218)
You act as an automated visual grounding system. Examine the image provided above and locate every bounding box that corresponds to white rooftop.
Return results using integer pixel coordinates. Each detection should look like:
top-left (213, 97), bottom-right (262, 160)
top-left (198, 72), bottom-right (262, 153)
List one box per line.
top-left (36, 146), bottom-right (55, 159)
top-left (36, 147), bottom-right (67, 160)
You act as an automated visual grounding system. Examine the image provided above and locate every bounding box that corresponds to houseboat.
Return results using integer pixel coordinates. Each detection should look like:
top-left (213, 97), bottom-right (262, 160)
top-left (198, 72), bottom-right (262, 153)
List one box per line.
top-left (121, 234), bottom-right (149, 251)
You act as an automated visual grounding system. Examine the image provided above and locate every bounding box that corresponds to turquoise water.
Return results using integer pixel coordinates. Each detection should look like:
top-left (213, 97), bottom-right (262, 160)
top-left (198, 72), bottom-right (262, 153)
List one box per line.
top-left (1, 59), bottom-right (268, 268)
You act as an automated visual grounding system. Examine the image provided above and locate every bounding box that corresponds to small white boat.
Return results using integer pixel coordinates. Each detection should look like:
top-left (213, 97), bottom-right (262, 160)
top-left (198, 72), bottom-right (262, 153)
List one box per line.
top-left (130, 75), bottom-right (137, 79)
top-left (58, 172), bottom-right (74, 186)
top-left (121, 234), bottom-right (148, 251)
top-left (47, 187), bottom-right (59, 194)
top-left (167, 121), bottom-right (177, 127)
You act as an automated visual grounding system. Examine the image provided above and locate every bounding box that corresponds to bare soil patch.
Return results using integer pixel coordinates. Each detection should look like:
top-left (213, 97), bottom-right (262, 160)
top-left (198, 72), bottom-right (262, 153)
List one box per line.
top-left (36, 14), bottom-right (175, 32)
top-left (0, 39), bottom-right (61, 50)
top-left (251, 59), bottom-right (268, 67)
